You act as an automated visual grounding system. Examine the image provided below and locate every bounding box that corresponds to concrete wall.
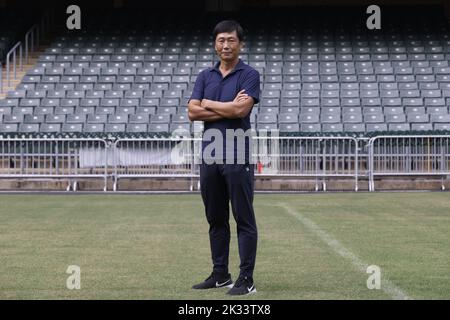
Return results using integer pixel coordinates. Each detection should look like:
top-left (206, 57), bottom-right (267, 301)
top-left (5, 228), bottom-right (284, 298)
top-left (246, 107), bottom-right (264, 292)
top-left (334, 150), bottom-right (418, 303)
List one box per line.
top-left (1, 177), bottom-right (449, 192)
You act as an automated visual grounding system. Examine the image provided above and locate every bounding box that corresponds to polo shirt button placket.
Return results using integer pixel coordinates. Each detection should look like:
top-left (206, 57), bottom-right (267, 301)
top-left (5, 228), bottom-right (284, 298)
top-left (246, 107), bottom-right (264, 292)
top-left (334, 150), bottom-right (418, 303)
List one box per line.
top-left (218, 80), bottom-right (224, 101)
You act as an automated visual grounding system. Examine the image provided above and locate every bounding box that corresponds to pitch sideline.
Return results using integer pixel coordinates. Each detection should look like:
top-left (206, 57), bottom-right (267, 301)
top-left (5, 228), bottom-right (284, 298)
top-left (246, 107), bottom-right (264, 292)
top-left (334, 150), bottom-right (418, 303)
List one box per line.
top-left (278, 203), bottom-right (411, 300)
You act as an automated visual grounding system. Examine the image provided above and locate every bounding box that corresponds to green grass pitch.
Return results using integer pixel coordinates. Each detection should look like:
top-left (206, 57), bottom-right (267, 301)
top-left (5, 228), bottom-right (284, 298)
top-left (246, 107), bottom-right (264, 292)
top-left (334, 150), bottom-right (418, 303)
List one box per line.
top-left (0, 192), bottom-right (449, 299)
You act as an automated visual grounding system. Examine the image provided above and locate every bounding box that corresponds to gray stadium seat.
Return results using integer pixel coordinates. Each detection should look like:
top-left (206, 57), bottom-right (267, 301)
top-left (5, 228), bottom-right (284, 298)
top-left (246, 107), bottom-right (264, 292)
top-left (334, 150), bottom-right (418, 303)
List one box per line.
top-left (126, 124), bottom-right (148, 133)
top-left (388, 123), bottom-right (410, 131)
top-left (105, 124), bottom-right (126, 132)
top-left (366, 123), bottom-right (387, 132)
top-left (84, 123), bottom-right (104, 133)
top-left (1, 13), bottom-right (449, 137)
top-left (40, 123), bottom-right (62, 133)
top-left (19, 124), bottom-right (39, 132)
top-left (301, 123), bottom-right (321, 132)
top-left (279, 123), bottom-right (300, 132)
top-left (0, 124), bottom-right (18, 132)
top-left (149, 123), bottom-right (169, 132)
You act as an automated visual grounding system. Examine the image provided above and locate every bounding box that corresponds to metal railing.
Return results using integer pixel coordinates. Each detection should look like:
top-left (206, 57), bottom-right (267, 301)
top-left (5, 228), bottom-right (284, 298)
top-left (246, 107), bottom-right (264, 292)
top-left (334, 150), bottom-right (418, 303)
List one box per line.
top-left (252, 136), bottom-right (360, 191)
top-left (358, 137), bottom-right (371, 178)
top-left (1, 10), bottom-right (54, 93)
top-left (113, 137), bottom-right (200, 191)
top-left (25, 10), bottom-right (55, 65)
top-left (41, 10), bottom-right (53, 37)
top-left (25, 24), bottom-right (39, 64)
top-left (5, 41), bottom-right (23, 87)
top-left (367, 135), bottom-right (450, 191)
top-left (112, 136), bottom-right (360, 191)
top-left (0, 62), bottom-right (2, 93)
top-left (0, 135), bottom-right (449, 191)
top-left (0, 138), bottom-right (109, 191)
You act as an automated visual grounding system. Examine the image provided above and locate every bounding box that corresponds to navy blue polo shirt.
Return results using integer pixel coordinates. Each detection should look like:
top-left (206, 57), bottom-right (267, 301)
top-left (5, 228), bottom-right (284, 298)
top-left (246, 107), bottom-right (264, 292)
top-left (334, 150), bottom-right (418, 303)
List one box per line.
top-left (189, 59), bottom-right (260, 163)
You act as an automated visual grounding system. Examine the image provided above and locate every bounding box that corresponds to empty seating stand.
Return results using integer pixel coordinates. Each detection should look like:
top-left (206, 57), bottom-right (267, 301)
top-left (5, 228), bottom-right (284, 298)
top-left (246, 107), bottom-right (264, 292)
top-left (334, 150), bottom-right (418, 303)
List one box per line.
top-left (1, 8), bottom-right (450, 135)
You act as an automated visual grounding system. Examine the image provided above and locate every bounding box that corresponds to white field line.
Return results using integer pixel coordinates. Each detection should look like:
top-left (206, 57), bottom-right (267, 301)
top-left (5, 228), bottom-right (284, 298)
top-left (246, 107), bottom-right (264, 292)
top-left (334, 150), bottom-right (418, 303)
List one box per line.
top-left (279, 203), bottom-right (411, 300)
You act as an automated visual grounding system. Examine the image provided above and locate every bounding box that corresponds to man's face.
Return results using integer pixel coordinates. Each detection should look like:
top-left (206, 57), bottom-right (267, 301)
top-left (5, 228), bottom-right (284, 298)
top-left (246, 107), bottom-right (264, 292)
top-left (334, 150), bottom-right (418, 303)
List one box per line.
top-left (214, 30), bottom-right (242, 63)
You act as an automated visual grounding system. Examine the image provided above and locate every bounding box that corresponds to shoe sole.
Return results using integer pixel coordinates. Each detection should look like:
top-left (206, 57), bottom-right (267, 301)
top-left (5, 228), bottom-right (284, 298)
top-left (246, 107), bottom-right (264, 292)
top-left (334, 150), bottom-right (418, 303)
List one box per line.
top-left (227, 288), bottom-right (257, 296)
top-left (247, 288), bottom-right (257, 295)
top-left (192, 282), bottom-right (234, 290)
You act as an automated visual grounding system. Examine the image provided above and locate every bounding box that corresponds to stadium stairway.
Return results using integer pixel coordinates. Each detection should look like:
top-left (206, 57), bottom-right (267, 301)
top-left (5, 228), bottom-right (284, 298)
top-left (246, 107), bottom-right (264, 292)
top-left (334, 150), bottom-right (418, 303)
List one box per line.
top-left (0, 46), bottom-right (46, 100)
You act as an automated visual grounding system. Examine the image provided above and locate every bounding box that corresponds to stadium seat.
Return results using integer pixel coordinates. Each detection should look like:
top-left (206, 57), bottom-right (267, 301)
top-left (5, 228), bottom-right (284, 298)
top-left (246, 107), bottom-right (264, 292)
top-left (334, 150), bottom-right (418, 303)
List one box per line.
top-left (1, 10), bottom-right (449, 136)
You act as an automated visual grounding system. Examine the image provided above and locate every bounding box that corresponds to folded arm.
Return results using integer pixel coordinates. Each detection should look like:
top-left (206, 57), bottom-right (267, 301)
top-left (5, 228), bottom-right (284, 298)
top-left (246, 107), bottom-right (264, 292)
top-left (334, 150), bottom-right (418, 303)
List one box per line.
top-left (188, 99), bottom-right (224, 122)
top-left (201, 90), bottom-right (254, 119)
top-left (188, 90), bottom-right (254, 122)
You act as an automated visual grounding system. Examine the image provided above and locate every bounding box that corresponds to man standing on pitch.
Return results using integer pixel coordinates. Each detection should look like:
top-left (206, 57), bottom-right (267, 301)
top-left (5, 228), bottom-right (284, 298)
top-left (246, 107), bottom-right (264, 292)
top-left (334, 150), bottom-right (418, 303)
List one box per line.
top-left (188, 20), bottom-right (260, 295)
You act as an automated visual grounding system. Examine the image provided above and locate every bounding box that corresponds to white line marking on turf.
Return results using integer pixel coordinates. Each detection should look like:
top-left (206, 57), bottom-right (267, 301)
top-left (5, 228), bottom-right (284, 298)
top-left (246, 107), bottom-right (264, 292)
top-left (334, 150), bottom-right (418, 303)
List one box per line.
top-left (279, 203), bottom-right (411, 300)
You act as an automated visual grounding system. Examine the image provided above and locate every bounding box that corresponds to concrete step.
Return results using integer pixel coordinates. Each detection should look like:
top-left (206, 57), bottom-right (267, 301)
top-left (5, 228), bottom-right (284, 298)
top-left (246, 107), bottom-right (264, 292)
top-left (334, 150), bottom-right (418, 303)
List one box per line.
top-left (1, 47), bottom-right (46, 99)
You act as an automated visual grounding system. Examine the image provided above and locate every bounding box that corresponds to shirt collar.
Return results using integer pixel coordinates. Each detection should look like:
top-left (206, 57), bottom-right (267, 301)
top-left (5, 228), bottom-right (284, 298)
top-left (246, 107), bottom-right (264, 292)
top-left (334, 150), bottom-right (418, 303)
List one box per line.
top-left (211, 58), bottom-right (245, 74)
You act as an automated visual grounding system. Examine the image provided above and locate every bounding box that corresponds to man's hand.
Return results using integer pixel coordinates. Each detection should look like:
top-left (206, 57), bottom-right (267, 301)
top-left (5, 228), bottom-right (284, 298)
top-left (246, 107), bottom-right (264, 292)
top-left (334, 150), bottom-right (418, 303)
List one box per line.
top-left (188, 99), bottom-right (224, 122)
top-left (199, 89), bottom-right (253, 119)
top-left (201, 98), bottom-right (213, 110)
top-left (233, 89), bottom-right (250, 103)
top-left (201, 90), bottom-right (249, 111)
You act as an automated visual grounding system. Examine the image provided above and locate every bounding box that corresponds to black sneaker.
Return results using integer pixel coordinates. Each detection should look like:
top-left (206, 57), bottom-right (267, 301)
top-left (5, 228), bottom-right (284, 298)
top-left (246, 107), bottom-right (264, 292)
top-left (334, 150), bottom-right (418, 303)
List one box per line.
top-left (226, 275), bottom-right (256, 295)
top-left (192, 272), bottom-right (233, 290)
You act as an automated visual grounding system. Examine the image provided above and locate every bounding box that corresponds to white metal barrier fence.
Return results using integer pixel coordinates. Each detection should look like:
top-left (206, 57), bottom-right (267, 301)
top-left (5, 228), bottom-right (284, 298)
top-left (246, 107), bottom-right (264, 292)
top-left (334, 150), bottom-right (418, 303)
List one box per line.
top-left (112, 136), bottom-right (360, 191)
top-left (252, 136), bottom-right (359, 191)
top-left (368, 135), bottom-right (450, 191)
top-left (1, 135), bottom-right (449, 191)
top-left (0, 138), bottom-right (109, 191)
top-left (113, 137), bottom-right (200, 191)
